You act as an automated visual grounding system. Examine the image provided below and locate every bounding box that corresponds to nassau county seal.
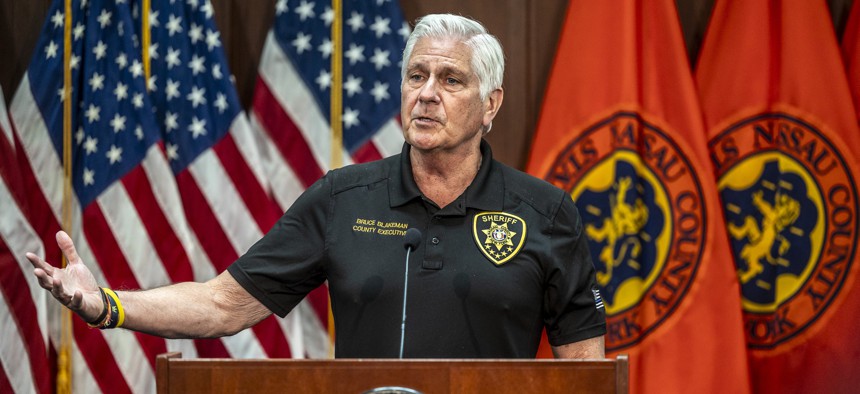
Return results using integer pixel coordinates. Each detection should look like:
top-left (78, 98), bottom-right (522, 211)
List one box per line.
top-left (710, 113), bottom-right (858, 348)
top-left (545, 111), bottom-right (706, 351)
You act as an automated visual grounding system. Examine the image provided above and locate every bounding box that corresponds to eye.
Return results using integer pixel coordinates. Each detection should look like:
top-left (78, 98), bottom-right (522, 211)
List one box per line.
top-left (409, 73), bottom-right (424, 82)
top-left (445, 77), bottom-right (460, 85)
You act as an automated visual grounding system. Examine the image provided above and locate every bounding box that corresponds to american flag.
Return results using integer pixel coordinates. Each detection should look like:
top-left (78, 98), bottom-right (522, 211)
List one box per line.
top-left (250, 0), bottom-right (408, 211)
top-left (4, 0), bottom-right (410, 391)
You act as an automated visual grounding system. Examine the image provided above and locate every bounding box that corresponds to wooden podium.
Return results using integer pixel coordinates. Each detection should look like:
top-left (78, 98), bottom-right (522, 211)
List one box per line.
top-left (156, 352), bottom-right (628, 393)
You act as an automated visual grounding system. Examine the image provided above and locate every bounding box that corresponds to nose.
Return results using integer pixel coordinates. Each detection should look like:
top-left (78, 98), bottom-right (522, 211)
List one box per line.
top-left (418, 77), bottom-right (440, 104)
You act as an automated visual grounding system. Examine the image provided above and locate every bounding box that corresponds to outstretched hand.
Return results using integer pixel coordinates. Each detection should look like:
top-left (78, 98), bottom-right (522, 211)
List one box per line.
top-left (27, 231), bottom-right (104, 323)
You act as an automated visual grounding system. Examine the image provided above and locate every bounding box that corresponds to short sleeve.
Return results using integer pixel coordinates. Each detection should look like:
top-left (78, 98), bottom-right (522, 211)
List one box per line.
top-left (543, 194), bottom-right (607, 346)
top-left (227, 175), bottom-right (331, 317)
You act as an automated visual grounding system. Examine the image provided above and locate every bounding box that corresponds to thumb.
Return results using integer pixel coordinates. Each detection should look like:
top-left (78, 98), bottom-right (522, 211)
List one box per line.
top-left (56, 231), bottom-right (83, 266)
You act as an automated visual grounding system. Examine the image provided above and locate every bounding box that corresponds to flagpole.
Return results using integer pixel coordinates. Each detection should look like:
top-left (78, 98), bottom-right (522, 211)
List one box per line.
top-left (59, 0), bottom-right (74, 392)
top-left (142, 0), bottom-right (151, 86)
top-left (328, 0), bottom-right (343, 358)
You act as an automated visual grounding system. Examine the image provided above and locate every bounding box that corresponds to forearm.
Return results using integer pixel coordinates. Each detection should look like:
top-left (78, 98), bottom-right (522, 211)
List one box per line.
top-left (113, 272), bottom-right (270, 338)
top-left (552, 335), bottom-right (605, 359)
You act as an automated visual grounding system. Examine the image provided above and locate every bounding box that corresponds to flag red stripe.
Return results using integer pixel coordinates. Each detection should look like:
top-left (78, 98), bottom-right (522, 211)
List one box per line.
top-left (81, 204), bottom-right (167, 369)
top-left (255, 315), bottom-right (293, 358)
top-left (175, 171), bottom-right (238, 270)
top-left (213, 134), bottom-right (282, 232)
top-left (120, 166), bottom-right (194, 283)
top-left (352, 140), bottom-right (383, 163)
top-left (0, 239), bottom-right (52, 394)
top-left (174, 171), bottom-right (292, 358)
top-left (0, 364), bottom-right (13, 394)
top-left (72, 320), bottom-right (132, 394)
top-left (252, 79), bottom-right (324, 187)
top-left (189, 338), bottom-right (229, 358)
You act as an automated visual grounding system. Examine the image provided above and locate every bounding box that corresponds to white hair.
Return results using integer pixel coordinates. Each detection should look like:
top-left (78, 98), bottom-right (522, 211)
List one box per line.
top-left (401, 14), bottom-right (505, 101)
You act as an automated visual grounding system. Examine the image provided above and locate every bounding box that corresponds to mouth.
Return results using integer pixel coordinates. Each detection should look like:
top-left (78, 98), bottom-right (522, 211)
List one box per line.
top-left (412, 115), bottom-right (439, 125)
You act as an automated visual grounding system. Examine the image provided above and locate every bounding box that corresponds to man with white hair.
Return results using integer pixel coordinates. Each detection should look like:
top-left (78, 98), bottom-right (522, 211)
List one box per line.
top-left (28, 14), bottom-right (606, 359)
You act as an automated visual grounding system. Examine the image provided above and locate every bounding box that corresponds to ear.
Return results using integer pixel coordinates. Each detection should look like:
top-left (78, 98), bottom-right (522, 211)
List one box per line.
top-left (482, 88), bottom-right (504, 128)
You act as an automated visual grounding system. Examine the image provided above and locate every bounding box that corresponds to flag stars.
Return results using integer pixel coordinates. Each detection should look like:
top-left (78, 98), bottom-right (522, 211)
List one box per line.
top-left (106, 145), bottom-right (123, 164)
top-left (212, 63), bottom-right (223, 79)
top-left (84, 136), bottom-right (98, 154)
top-left (187, 86), bottom-right (206, 108)
top-left (89, 72), bottom-right (105, 91)
top-left (149, 10), bottom-right (160, 27)
top-left (315, 69), bottom-right (331, 90)
top-left (51, 10), bottom-right (64, 28)
top-left (167, 14), bottom-right (183, 36)
top-left (347, 12), bottom-right (365, 32)
top-left (165, 79), bottom-right (180, 100)
top-left (93, 40), bottom-right (108, 60)
top-left (292, 32), bottom-right (312, 54)
top-left (85, 104), bottom-right (101, 123)
top-left (116, 53), bottom-right (128, 69)
top-left (205, 29), bottom-right (221, 50)
top-left (275, 0), bottom-right (289, 15)
top-left (166, 142), bottom-right (179, 161)
top-left (321, 7), bottom-right (334, 26)
top-left (114, 82), bottom-right (129, 100)
top-left (97, 9), bottom-right (113, 29)
top-left (83, 168), bottom-right (95, 186)
top-left (398, 22), bottom-right (411, 41)
top-left (132, 93), bottom-right (144, 108)
top-left (343, 107), bottom-right (360, 128)
top-left (201, 2), bottom-right (213, 18)
top-left (110, 114), bottom-right (127, 133)
top-left (344, 75), bottom-right (362, 97)
top-left (130, 59), bottom-right (144, 78)
top-left (149, 42), bottom-right (160, 60)
top-left (345, 43), bottom-right (365, 65)
top-left (165, 111), bottom-right (179, 132)
top-left (318, 38), bottom-right (332, 58)
top-left (187, 0), bottom-right (199, 10)
top-left (135, 126), bottom-right (144, 140)
top-left (189, 23), bottom-right (204, 44)
top-left (188, 116), bottom-right (207, 139)
top-left (370, 16), bottom-right (391, 38)
top-left (189, 54), bottom-right (206, 75)
top-left (73, 22), bottom-right (85, 41)
top-left (69, 54), bottom-right (81, 69)
top-left (45, 41), bottom-right (58, 59)
top-left (370, 48), bottom-right (390, 70)
top-left (296, 1), bottom-right (316, 21)
top-left (371, 81), bottom-right (390, 103)
top-left (148, 75), bottom-right (158, 91)
top-left (166, 47), bottom-right (181, 69)
top-left (75, 127), bottom-right (85, 145)
top-left (214, 93), bottom-right (228, 113)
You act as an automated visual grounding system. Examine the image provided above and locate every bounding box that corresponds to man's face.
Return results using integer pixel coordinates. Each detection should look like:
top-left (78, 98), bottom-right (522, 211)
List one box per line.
top-left (401, 36), bottom-right (499, 153)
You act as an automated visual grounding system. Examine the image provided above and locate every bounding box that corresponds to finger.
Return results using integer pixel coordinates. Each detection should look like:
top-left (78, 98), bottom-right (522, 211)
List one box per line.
top-left (26, 252), bottom-right (54, 275)
top-left (33, 268), bottom-right (54, 290)
top-left (70, 290), bottom-right (83, 310)
top-left (50, 277), bottom-right (71, 306)
top-left (56, 231), bottom-right (82, 266)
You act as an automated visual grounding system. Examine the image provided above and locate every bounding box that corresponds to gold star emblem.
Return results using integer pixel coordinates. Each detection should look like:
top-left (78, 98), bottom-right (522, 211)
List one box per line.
top-left (482, 222), bottom-right (517, 251)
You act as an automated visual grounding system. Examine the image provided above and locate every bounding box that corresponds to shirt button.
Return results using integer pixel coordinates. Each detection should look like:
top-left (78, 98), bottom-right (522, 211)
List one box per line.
top-left (431, 237), bottom-right (440, 245)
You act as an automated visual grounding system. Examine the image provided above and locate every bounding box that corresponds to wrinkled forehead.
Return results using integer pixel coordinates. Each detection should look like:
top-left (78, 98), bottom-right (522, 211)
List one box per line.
top-left (406, 36), bottom-right (474, 72)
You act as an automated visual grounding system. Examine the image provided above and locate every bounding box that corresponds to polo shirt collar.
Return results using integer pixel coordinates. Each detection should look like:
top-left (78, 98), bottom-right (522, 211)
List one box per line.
top-left (390, 139), bottom-right (504, 212)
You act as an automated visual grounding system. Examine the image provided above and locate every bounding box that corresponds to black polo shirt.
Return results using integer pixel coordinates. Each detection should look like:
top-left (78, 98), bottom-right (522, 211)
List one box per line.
top-left (228, 140), bottom-right (606, 358)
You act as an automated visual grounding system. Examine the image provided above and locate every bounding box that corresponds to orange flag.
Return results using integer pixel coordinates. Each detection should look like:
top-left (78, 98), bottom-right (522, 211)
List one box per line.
top-left (844, 1), bottom-right (860, 120)
top-left (527, 0), bottom-right (750, 393)
top-left (696, 0), bottom-right (860, 393)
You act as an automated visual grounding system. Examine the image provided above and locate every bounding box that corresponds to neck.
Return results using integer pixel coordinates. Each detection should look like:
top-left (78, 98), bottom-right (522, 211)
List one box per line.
top-left (410, 143), bottom-right (482, 208)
